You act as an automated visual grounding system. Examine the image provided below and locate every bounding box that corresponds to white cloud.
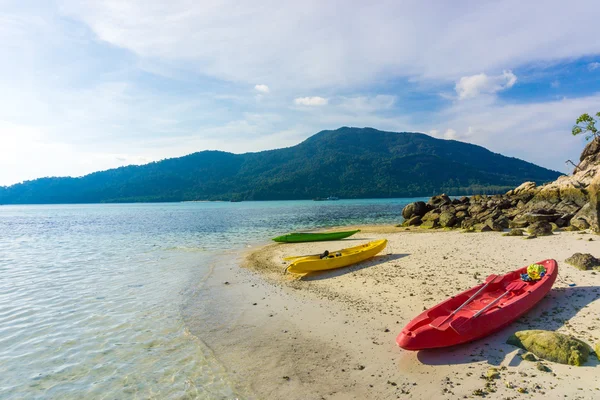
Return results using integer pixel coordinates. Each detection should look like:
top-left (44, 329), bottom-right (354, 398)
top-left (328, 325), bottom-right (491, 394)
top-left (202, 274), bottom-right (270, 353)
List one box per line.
top-left (59, 0), bottom-right (600, 88)
top-left (588, 62), bottom-right (600, 71)
top-left (254, 84), bottom-right (269, 93)
top-left (294, 96), bottom-right (328, 106)
top-left (455, 70), bottom-right (517, 99)
top-left (551, 80), bottom-right (560, 88)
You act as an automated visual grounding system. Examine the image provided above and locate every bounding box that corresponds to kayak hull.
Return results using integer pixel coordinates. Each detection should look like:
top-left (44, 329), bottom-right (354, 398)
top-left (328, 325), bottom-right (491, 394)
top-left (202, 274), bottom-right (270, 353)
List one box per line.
top-left (272, 230), bottom-right (360, 243)
top-left (286, 239), bottom-right (387, 274)
top-left (396, 259), bottom-right (557, 350)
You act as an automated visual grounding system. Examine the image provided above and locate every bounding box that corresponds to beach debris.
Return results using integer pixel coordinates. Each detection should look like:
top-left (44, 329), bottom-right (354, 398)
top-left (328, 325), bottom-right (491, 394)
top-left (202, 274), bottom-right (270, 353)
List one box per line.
top-left (507, 330), bottom-right (592, 366)
top-left (282, 376), bottom-right (290, 381)
top-left (503, 228), bottom-right (524, 236)
top-left (523, 234), bottom-right (537, 240)
top-left (521, 351), bottom-right (537, 361)
top-left (223, 281), bottom-right (230, 285)
top-left (565, 252), bottom-right (600, 271)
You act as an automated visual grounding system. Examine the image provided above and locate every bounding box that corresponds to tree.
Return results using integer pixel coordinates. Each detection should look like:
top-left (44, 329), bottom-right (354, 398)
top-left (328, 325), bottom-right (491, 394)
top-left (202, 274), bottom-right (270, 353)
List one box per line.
top-left (572, 112), bottom-right (600, 141)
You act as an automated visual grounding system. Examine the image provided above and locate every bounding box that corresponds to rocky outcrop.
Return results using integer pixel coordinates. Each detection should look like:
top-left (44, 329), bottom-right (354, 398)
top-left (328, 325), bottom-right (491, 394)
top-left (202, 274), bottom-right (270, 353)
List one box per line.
top-left (401, 146), bottom-right (600, 232)
top-left (577, 137), bottom-right (600, 172)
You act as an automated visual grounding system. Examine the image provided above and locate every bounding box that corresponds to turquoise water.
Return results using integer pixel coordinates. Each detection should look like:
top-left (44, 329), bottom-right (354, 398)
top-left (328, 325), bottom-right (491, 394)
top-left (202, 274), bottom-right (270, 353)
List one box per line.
top-left (0, 199), bottom-right (422, 399)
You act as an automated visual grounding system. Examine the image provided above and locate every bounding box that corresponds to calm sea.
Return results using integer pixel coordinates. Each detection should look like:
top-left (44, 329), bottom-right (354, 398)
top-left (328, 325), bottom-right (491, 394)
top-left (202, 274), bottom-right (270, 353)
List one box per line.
top-left (0, 199), bottom-right (422, 399)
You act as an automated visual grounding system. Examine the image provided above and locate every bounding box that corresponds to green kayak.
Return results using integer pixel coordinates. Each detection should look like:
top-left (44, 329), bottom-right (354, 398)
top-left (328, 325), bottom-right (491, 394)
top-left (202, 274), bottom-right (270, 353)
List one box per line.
top-left (272, 230), bottom-right (360, 243)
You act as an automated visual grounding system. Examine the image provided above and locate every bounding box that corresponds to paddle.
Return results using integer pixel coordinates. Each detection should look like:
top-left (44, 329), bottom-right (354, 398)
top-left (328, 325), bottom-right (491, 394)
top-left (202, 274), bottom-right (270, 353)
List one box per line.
top-left (430, 274), bottom-right (501, 329)
top-left (450, 281), bottom-right (527, 335)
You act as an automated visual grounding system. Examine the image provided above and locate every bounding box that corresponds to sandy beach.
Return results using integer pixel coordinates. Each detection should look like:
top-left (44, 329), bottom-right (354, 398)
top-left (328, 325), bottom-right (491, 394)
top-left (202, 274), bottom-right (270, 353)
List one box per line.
top-left (187, 226), bottom-right (600, 399)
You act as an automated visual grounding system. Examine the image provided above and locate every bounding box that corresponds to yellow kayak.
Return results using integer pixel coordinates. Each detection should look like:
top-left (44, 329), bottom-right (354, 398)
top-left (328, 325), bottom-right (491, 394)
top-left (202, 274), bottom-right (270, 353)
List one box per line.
top-left (285, 239), bottom-right (388, 274)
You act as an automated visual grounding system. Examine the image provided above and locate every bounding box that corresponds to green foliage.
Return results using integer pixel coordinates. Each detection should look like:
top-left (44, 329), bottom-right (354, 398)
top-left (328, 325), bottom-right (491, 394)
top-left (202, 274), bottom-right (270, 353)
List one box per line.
top-left (572, 112), bottom-right (600, 140)
top-left (0, 127), bottom-right (562, 204)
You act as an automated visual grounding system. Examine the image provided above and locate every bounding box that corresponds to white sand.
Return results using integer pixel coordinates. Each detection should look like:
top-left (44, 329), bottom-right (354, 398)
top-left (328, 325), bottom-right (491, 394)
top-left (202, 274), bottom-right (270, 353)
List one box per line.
top-left (188, 227), bottom-right (600, 399)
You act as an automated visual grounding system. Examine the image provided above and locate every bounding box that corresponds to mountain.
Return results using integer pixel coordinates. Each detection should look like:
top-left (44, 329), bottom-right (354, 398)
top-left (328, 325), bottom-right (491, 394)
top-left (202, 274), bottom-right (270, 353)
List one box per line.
top-left (0, 127), bottom-right (562, 204)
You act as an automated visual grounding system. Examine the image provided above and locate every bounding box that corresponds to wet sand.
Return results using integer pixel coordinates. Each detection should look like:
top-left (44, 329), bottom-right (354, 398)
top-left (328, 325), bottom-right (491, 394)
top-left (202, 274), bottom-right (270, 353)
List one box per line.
top-left (187, 227), bottom-right (600, 399)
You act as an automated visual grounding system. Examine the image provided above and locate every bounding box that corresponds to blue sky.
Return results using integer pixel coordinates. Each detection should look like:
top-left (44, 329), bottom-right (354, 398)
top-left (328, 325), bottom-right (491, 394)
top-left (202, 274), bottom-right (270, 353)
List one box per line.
top-left (2, 0), bottom-right (600, 186)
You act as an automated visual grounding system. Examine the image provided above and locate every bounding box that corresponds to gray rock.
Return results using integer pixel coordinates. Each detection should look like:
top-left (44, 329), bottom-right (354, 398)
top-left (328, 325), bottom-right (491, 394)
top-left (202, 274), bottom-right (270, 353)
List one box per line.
top-left (422, 211), bottom-right (440, 223)
top-left (420, 219), bottom-right (439, 229)
top-left (402, 201), bottom-right (429, 219)
top-left (571, 217), bottom-right (590, 230)
top-left (509, 218), bottom-right (529, 228)
top-left (525, 213), bottom-right (561, 223)
top-left (527, 221), bottom-right (553, 236)
top-left (503, 228), bottom-right (524, 237)
top-left (428, 194), bottom-right (451, 207)
top-left (439, 211), bottom-right (457, 228)
top-left (565, 253), bottom-right (600, 271)
top-left (404, 216), bottom-right (422, 226)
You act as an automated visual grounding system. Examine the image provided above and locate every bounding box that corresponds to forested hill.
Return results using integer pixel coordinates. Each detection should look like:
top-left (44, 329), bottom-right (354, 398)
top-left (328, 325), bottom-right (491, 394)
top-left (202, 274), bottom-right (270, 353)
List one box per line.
top-left (0, 127), bottom-right (562, 204)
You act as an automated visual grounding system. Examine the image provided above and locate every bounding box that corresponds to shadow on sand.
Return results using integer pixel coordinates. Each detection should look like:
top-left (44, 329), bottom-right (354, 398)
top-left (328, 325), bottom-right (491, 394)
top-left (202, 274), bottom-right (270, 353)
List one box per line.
top-left (300, 253), bottom-right (410, 281)
top-left (415, 285), bottom-right (600, 367)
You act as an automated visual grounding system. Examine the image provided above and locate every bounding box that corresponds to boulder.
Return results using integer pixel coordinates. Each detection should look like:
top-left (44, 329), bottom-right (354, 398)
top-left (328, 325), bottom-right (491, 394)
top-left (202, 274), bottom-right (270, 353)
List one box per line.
top-left (428, 194), bottom-right (451, 207)
top-left (439, 205), bottom-right (456, 213)
top-left (570, 216), bottom-right (590, 230)
top-left (461, 218), bottom-right (476, 230)
top-left (525, 213), bottom-right (561, 223)
top-left (510, 181), bottom-right (537, 196)
top-left (485, 217), bottom-right (504, 232)
top-left (456, 210), bottom-right (468, 219)
top-left (509, 218), bottom-right (529, 229)
top-left (521, 352), bottom-right (537, 361)
top-left (459, 196), bottom-right (470, 204)
top-left (577, 136), bottom-right (600, 172)
top-left (439, 211), bottom-right (457, 228)
top-left (421, 211), bottom-right (440, 222)
top-left (503, 228), bottom-right (524, 237)
top-left (596, 342), bottom-right (600, 361)
top-left (420, 219), bottom-right (439, 229)
top-left (507, 330), bottom-right (592, 366)
top-left (527, 221), bottom-right (553, 236)
top-left (402, 201), bottom-right (429, 219)
top-left (565, 253), bottom-right (600, 271)
top-left (468, 204), bottom-right (486, 215)
top-left (474, 223), bottom-right (493, 232)
top-left (403, 216), bottom-right (422, 226)
top-left (554, 217), bottom-right (567, 228)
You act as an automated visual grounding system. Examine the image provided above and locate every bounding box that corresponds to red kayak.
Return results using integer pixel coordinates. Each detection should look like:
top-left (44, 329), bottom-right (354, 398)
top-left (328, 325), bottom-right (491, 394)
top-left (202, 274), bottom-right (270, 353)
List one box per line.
top-left (397, 259), bottom-right (558, 350)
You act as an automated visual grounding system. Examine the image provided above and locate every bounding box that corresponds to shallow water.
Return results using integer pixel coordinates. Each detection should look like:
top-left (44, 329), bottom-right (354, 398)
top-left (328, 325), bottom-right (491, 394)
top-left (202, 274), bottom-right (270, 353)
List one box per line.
top-left (0, 199), bottom-right (421, 399)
